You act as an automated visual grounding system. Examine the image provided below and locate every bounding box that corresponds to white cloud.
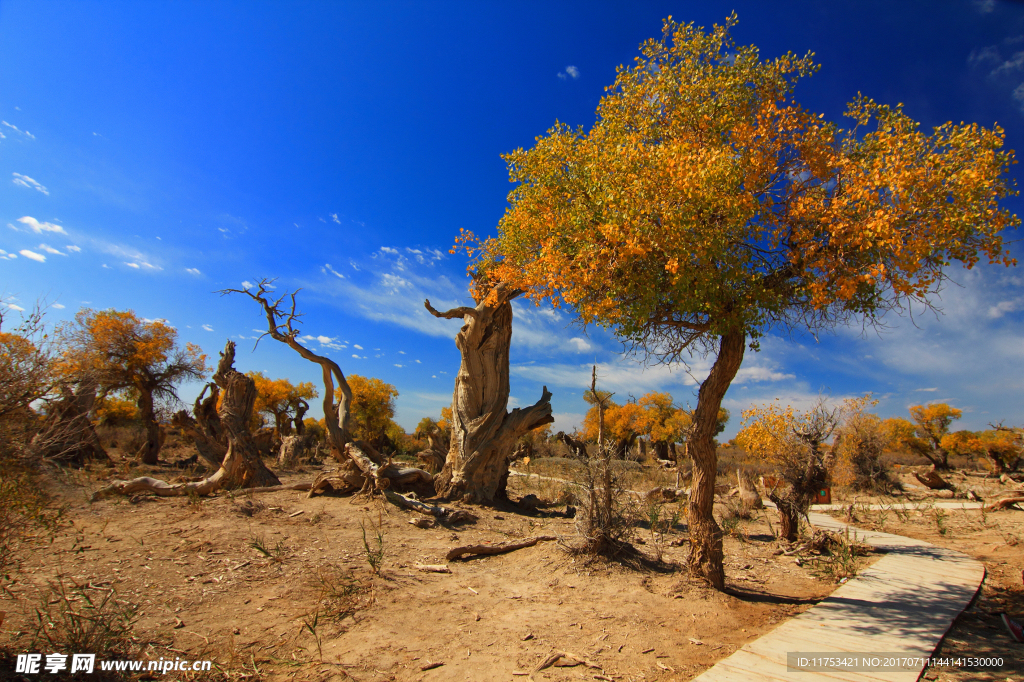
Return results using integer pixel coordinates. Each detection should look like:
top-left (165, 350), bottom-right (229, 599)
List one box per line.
top-left (66, 245), bottom-right (81, 253)
top-left (551, 412), bottom-right (586, 434)
top-left (353, 344), bottom-right (363, 350)
top-left (202, 324), bottom-right (214, 332)
top-left (557, 65), bottom-right (581, 80)
top-left (19, 249), bottom-right (46, 262)
top-left (38, 244), bottom-right (65, 256)
top-left (323, 263), bottom-right (345, 279)
top-left (242, 280), bottom-right (253, 290)
top-left (186, 267), bottom-right (202, 276)
top-left (12, 173), bottom-right (48, 195)
top-left (101, 264), bottom-right (110, 268)
top-left (124, 262), bottom-right (140, 269)
top-left (988, 298), bottom-right (1023, 318)
top-left (567, 337), bottom-right (592, 353)
top-left (914, 387), bottom-right (938, 392)
top-left (394, 364), bottom-right (404, 368)
top-left (6, 303), bottom-right (25, 311)
top-left (17, 216), bottom-right (66, 235)
top-left (398, 350), bottom-right (406, 354)
top-left (52, 303), bottom-right (65, 309)
top-left (380, 246), bottom-right (399, 255)
top-left (331, 213), bottom-right (340, 224)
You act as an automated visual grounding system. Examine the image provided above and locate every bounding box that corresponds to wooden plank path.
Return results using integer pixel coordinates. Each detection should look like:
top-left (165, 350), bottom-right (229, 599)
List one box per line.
top-left (690, 512), bottom-right (985, 682)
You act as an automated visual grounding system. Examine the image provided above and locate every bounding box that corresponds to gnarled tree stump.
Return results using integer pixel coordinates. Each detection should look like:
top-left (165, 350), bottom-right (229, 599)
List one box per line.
top-left (425, 282), bottom-right (554, 503)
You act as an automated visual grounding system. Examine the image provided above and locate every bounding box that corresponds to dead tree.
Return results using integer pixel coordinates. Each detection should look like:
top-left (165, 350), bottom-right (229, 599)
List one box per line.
top-left (92, 340), bottom-right (281, 498)
top-left (170, 383), bottom-right (227, 470)
top-left (425, 282), bottom-right (554, 503)
top-left (767, 402), bottom-right (839, 542)
top-left (30, 378), bottom-right (111, 467)
top-left (556, 431), bottom-right (589, 460)
top-left (223, 279), bottom-right (432, 494)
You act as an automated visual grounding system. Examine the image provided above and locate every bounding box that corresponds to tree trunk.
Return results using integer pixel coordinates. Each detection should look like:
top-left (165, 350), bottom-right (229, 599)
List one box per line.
top-left (170, 384), bottom-right (227, 471)
top-left (768, 491), bottom-right (800, 542)
top-left (278, 434), bottom-right (306, 468)
top-left (425, 284), bottom-right (554, 503)
top-left (687, 331), bottom-right (745, 591)
top-left (737, 468), bottom-right (763, 512)
top-left (136, 388), bottom-right (163, 465)
top-left (213, 341), bottom-right (281, 489)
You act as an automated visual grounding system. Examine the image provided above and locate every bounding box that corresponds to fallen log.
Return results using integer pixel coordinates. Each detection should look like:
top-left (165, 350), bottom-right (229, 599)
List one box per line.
top-left (413, 563), bottom-right (451, 573)
top-left (447, 535), bottom-right (556, 561)
top-left (90, 475), bottom-right (312, 501)
top-left (383, 490), bottom-right (478, 524)
top-left (914, 470), bottom-right (954, 491)
top-left (984, 495), bottom-right (1024, 511)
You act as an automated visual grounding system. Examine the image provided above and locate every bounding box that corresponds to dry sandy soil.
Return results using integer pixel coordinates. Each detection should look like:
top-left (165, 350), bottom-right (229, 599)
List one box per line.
top-left (1, 456), bottom-right (1021, 682)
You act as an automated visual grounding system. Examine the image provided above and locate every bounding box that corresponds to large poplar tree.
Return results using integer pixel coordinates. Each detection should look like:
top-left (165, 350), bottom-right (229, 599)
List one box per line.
top-left (465, 15), bottom-right (1018, 589)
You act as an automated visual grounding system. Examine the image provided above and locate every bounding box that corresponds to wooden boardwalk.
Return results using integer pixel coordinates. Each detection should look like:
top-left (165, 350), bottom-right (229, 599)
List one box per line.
top-left (690, 513), bottom-right (985, 682)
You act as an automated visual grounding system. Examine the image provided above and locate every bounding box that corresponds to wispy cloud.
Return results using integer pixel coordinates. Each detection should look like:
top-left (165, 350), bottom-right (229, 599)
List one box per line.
top-left (51, 303), bottom-right (65, 309)
top-left (19, 249), bottom-right (46, 263)
top-left (331, 213), bottom-right (340, 224)
top-left (66, 245), bottom-right (81, 253)
top-left (2, 121), bottom-right (35, 139)
top-left (124, 262), bottom-right (140, 269)
top-left (185, 267), bottom-right (202, 276)
top-left (323, 263), bottom-right (345, 279)
top-left (16, 216), bottom-right (66, 235)
top-left (202, 324), bottom-right (214, 332)
top-left (12, 173), bottom-right (48, 195)
top-left (38, 244), bottom-right (65, 256)
top-left (968, 38), bottom-right (1024, 111)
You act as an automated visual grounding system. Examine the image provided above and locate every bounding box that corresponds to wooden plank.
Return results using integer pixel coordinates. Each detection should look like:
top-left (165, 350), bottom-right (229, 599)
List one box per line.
top-left (691, 512), bottom-right (985, 682)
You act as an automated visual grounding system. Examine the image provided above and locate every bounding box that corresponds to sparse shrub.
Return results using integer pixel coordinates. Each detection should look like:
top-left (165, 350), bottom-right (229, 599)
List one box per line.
top-left (0, 470), bottom-right (64, 590)
top-left (314, 564), bottom-right (367, 621)
top-left (360, 510), bottom-right (386, 574)
top-left (31, 577), bottom-right (139, 656)
top-left (832, 397), bottom-right (903, 494)
top-left (807, 529), bottom-right (869, 582)
top-left (249, 532), bottom-right (286, 562)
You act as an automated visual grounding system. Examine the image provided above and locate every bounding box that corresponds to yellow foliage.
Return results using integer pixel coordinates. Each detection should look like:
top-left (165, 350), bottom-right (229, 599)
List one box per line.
top-left (248, 371), bottom-right (317, 435)
top-left (336, 375), bottom-right (399, 446)
top-left (94, 393), bottom-right (139, 426)
top-left (461, 14), bottom-right (1017, 351)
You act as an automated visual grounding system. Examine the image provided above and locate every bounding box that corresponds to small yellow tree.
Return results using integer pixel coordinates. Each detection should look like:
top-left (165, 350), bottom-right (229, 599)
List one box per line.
top-left (738, 400), bottom-right (838, 541)
top-left (248, 372), bottom-right (318, 438)
top-left (942, 428), bottom-right (1021, 475)
top-left (831, 396), bottom-right (902, 493)
top-left (886, 404), bottom-right (962, 470)
top-left (335, 375), bottom-right (400, 452)
top-left (64, 309), bottom-right (207, 464)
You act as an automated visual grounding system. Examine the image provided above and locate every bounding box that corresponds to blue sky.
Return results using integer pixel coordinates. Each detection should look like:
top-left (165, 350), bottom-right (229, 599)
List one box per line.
top-left (1, 0), bottom-right (1022, 439)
